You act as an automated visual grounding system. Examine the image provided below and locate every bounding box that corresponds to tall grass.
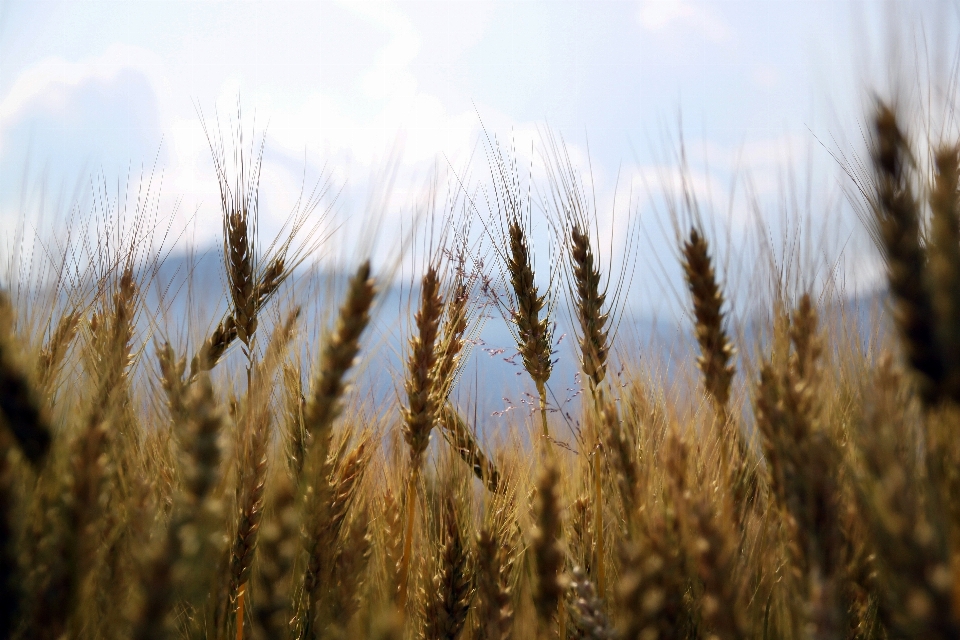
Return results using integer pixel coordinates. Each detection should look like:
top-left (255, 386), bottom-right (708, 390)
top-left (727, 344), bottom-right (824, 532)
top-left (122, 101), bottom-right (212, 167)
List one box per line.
top-left (1, 96), bottom-right (960, 640)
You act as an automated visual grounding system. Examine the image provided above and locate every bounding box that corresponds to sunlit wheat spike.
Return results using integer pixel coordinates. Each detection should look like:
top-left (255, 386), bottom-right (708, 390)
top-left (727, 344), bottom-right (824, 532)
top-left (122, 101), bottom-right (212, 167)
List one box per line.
top-left (226, 313), bottom-right (300, 613)
top-left (401, 265), bottom-right (444, 472)
top-left (189, 314), bottom-right (238, 379)
top-left (396, 265), bottom-right (445, 610)
top-left (35, 307), bottom-right (81, 393)
top-left (681, 227), bottom-right (735, 413)
top-left (615, 514), bottom-right (688, 640)
top-left (506, 220), bottom-right (554, 443)
top-left (318, 505), bottom-right (373, 632)
top-left (156, 341), bottom-right (187, 423)
top-left (685, 496), bottom-right (749, 640)
top-left (224, 201), bottom-right (256, 348)
top-left (397, 265), bottom-right (443, 611)
top-left (432, 279), bottom-right (469, 404)
top-left (298, 260), bottom-right (376, 478)
top-left (852, 355), bottom-right (957, 638)
top-left (229, 307), bottom-right (300, 628)
top-left (600, 401), bottom-right (639, 525)
top-left (871, 103), bottom-right (944, 404)
top-left (569, 223), bottom-right (610, 393)
top-left (382, 488), bottom-right (405, 604)
top-left (439, 403), bottom-right (501, 493)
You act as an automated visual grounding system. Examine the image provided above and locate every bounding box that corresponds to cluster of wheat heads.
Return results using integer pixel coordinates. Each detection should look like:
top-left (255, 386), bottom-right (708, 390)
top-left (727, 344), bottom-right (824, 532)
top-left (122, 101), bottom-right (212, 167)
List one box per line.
top-left (2, 99), bottom-right (960, 640)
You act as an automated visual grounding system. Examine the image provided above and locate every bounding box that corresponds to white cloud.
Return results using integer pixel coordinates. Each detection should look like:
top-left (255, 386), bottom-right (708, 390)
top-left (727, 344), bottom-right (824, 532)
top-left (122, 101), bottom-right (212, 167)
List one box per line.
top-left (636, 0), bottom-right (732, 43)
top-left (0, 44), bottom-right (168, 153)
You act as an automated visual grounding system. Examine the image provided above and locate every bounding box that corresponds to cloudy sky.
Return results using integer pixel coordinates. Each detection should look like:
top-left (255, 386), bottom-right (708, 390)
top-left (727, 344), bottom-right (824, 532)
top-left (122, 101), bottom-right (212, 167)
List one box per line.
top-left (0, 0), bottom-right (954, 313)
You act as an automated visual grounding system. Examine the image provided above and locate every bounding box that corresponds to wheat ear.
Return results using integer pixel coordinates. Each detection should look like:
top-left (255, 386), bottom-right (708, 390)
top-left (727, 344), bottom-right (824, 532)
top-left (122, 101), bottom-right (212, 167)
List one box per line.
top-left (397, 266), bottom-right (444, 611)
top-left (36, 307), bottom-right (81, 394)
top-left (568, 222), bottom-right (611, 598)
top-left (0, 292), bottom-right (51, 467)
top-left (755, 295), bottom-right (846, 633)
top-left (506, 220), bottom-right (554, 448)
top-left (421, 498), bottom-right (474, 640)
top-left (439, 404), bottom-right (501, 493)
top-left (251, 472), bottom-right (299, 638)
top-left (297, 260), bottom-right (376, 479)
top-left (476, 526), bottom-right (515, 640)
top-left (569, 567), bottom-right (615, 639)
top-left (296, 436), bottom-right (370, 638)
top-left (134, 376), bottom-right (226, 639)
top-left (228, 310), bottom-right (299, 638)
top-left (928, 144), bottom-right (960, 402)
top-left (681, 225), bottom-right (739, 500)
top-left (871, 103), bottom-right (944, 404)
top-left (532, 461), bottom-right (565, 640)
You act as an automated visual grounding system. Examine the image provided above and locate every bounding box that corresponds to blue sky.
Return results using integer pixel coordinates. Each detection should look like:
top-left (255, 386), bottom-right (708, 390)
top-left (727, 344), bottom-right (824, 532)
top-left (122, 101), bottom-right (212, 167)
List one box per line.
top-left (0, 0), bottom-right (954, 314)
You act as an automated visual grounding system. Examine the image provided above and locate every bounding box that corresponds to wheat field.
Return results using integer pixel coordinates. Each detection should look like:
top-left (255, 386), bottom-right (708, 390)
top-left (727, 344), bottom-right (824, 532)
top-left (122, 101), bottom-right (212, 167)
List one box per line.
top-left (0, 98), bottom-right (958, 640)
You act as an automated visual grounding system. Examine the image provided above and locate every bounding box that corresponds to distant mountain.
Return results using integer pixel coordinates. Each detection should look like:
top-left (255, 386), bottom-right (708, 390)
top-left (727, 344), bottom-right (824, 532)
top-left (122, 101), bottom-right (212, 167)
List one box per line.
top-left (21, 251), bottom-right (890, 445)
